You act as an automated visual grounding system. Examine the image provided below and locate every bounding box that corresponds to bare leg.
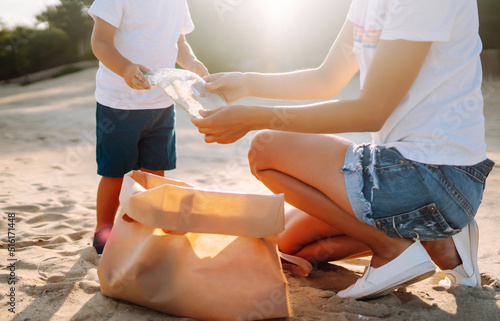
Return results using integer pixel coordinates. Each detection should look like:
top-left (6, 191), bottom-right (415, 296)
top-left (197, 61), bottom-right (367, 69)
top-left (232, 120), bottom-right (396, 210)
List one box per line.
top-left (95, 176), bottom-right (123, 232)
top-left (422, 239), bottom-right (461, 270)
top-left (95, 169), bottom-right (164, 232)
top-left (295, 237), bottom-right (372, 263)
top-left (251, 131), bottom-right (463, 271)
top-left (279, 207), bottom-right (371, 263)
top-left (249, 131), bottom-right (412, 268)
top-left (140, 168), bottom-right (165, 176)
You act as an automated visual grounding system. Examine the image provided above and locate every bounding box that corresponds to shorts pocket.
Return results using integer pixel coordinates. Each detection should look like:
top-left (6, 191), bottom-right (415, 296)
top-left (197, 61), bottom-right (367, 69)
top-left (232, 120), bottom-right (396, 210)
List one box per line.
top-left (373, 203), bottom-right (461, 240)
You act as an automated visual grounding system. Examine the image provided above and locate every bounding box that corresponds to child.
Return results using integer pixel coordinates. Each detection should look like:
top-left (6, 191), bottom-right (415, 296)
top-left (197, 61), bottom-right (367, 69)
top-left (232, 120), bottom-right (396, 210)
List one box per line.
top-left (88, 0), bottom-right (208, 255)
top-left (192, 0), bottom-right (494, 299)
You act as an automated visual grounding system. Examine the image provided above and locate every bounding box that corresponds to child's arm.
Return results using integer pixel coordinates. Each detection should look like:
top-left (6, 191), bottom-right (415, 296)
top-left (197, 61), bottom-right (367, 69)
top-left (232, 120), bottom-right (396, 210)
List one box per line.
top-left (176, 34), bottom-right (209, 77)
top-left (205, 19), bottom-right (359, 102)
top-left (91, 17), bottom-right (150, 90)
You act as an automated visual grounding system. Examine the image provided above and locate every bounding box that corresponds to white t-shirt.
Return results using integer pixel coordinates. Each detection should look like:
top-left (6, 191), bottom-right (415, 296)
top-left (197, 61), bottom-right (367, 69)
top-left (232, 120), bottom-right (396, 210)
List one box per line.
top-left (347, 0), bottom-right (487, 165)
top-left (88, 0), bottom-right (195, 110)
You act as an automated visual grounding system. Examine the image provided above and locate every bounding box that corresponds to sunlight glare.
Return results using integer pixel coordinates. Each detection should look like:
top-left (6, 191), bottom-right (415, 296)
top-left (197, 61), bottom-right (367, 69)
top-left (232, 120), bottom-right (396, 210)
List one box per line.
top-left (264, 0), bottom-right (302, 31)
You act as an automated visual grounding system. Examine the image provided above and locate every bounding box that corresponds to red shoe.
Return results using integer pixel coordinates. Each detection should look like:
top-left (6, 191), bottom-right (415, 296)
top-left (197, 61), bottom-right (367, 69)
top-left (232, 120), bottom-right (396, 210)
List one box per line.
top-left (93, 226), bottom-right (112, 256)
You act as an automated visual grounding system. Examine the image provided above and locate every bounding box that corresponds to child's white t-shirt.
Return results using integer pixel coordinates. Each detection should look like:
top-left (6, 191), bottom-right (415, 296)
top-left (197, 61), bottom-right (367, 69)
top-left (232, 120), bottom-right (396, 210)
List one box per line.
top-left (88, 0), bottom-right (194, 110)
top-left (347, 0), bottom-right (487, 165)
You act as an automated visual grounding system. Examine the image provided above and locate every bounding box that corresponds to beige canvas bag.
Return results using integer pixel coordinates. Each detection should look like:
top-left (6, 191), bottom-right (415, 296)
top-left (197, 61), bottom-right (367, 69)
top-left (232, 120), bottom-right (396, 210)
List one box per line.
top-left (97, 171), bottom-right (292, 321)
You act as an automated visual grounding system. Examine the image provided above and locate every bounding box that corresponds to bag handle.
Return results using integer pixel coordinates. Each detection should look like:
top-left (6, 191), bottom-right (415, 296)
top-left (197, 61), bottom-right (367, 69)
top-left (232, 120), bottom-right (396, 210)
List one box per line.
top-left (279, 252), bottom-right (313, 277)
top-left (119, 171), bottom-right (285, 238)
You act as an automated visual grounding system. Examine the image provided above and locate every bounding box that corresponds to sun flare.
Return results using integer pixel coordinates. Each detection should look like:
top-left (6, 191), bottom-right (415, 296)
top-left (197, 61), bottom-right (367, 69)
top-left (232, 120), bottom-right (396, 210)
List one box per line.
top-left (263, 0), bottom-right (302, 30)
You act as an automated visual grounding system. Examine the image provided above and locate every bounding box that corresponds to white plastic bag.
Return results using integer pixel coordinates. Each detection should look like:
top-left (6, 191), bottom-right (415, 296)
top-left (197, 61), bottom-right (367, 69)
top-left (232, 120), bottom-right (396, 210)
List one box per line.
top-left (146, 68), bottom-right (227, 117)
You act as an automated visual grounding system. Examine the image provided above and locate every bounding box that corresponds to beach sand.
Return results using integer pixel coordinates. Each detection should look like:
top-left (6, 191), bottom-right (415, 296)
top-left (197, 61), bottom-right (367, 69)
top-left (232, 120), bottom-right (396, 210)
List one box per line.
top-left (0, 67), bottom-right (499, 320)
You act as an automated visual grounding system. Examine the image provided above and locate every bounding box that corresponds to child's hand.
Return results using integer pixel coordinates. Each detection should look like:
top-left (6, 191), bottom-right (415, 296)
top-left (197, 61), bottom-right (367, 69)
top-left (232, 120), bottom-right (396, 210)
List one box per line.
top-left (188, 60), bottom-right (209, 78)
top-left (204, 73), bottom-right (247, 103)
top-left (123, 63), bottom-right (151, 90)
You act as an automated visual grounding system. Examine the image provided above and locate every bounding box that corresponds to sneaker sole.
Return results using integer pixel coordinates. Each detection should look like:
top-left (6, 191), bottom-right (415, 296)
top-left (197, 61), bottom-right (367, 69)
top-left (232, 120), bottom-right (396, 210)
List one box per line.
top-left (359, 269), bottom-right (436, 300)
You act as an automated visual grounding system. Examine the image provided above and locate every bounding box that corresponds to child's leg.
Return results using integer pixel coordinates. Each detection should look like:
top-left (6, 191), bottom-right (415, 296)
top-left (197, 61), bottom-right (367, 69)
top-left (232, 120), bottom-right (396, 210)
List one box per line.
top-left (95, 176), bottom-right (123, 231)
top-left (140, 168), bottom-right (165, 176)
top-left (279, 207), bottom-right (371, 264)
top-left (95, 169), bottom-right (163, 232)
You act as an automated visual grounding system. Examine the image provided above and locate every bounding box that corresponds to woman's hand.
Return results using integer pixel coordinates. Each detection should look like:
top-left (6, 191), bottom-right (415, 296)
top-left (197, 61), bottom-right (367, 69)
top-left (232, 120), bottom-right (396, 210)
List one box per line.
top-left (204, 73), bottom-right (248, 103)
top-left (191, 106), bottom-right (256, 144)
top-left (123, 63), bottom-right (151, 90)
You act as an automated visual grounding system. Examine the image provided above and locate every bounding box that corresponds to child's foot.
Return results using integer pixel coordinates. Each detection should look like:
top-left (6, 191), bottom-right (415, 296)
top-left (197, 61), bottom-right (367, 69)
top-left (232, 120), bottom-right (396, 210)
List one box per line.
top-left (93, 226), bottom-right (112, 256)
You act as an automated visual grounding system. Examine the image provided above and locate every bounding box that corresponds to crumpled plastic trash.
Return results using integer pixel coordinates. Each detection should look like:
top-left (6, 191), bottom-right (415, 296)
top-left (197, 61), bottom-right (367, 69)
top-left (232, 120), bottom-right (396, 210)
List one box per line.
top-left (146, 68), bottom-right (227, 117)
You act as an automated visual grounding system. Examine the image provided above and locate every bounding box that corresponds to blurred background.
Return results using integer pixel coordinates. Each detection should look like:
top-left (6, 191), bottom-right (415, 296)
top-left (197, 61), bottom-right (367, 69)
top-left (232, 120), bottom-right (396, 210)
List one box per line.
top-left (187, 0), bottom-right (350, 73)
top-left (0, 0), bottom-right (499, 83)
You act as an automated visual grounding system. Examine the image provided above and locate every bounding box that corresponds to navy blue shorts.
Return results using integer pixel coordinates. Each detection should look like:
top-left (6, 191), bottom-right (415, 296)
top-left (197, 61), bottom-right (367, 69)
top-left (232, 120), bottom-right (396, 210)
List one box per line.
top-left (96, 103), bottom-right (176, 178)
top-left (342, 143), bottom-right (494, 240)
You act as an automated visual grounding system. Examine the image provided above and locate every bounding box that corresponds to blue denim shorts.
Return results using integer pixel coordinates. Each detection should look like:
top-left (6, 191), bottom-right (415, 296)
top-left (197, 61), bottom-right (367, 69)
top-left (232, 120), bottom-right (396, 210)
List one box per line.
top-left (96, 103), bottom-right (176, 178)
top-left (342, 144), bottom-right (494, 240)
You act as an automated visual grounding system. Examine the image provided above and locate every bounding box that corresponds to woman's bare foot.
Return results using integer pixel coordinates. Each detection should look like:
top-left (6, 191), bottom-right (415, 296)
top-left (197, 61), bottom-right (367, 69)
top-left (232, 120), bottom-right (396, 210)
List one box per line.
top-left (370, 237), bottom-right (414, 268)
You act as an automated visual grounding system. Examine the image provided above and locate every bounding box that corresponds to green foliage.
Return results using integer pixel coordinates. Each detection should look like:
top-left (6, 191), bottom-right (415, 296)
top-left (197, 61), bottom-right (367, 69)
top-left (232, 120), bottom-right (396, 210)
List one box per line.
top-left (478, 0), bottom-right (500, 49)
top-left (0, 26), bottom-right (35, 79)
top-left (0, 0), bottom-right (94, 80)
top-left (36, 0), bottom-right (94, 57)
top-left (26, 28), bottom-right (73, 70)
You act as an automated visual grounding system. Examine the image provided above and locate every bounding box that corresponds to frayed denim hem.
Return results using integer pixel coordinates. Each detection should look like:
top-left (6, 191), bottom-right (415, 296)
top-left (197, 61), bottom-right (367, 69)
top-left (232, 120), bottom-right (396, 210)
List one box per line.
top-left (367, 144), bottom-right (380, 201)
top-left (341, 144), bottom-right (374, 225)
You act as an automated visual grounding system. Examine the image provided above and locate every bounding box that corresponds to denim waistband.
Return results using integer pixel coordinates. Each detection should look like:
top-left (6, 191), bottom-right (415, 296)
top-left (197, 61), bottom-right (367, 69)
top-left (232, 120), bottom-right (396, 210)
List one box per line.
top-left (452, 158), bottom-right (495, 184)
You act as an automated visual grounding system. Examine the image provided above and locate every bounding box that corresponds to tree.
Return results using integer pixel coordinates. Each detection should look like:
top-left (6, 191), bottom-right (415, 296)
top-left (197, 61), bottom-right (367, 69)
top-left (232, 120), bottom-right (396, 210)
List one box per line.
top-left (36, 0), bottom-right (94, 57)
top-left (478, 0), bottom-right (500, 49)
top-left (0, 26), bottom-right (34, 79)
top-left (0, 0), bottom-right (95, 80)
top-left (25, 28), bottom-right (72, 71)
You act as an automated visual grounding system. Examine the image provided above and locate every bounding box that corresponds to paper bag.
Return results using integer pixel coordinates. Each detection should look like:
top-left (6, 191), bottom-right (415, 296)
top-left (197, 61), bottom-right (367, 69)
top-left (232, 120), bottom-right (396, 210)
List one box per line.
top-left (97, 171), bottom-right (291, 321)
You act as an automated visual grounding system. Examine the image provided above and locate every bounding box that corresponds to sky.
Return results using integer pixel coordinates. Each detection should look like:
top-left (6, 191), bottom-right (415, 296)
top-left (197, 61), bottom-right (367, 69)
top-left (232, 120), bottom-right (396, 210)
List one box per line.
top-left (0, 0), bottom-right (60, 27)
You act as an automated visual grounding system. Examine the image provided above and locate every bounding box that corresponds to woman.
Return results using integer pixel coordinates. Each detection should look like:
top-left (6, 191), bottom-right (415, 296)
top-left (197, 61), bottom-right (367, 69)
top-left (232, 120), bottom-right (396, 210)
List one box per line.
top-left (192, 0), bottom-right (494, 300)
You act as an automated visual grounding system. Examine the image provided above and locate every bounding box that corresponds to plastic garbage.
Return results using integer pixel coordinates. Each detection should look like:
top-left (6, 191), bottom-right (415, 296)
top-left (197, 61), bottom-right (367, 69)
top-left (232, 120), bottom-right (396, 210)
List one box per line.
top-left (146, 68), bottom-right (227, 117)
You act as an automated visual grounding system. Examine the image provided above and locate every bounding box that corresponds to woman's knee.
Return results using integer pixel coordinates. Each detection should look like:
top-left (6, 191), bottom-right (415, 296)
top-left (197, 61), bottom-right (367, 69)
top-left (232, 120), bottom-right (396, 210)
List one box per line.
top-left (248, 130), bottom-right (283, 176)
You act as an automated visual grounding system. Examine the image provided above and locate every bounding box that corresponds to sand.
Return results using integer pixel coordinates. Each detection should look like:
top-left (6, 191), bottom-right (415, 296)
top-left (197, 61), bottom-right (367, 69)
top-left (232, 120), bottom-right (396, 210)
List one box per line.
top-left (0, 67), bottom-right (499, 321)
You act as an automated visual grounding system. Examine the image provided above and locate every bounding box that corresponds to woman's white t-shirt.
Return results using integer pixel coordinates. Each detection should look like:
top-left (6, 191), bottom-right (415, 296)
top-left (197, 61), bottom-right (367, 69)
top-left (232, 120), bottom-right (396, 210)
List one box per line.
top-left (88, 0), bottom-right (194, 110)
top-left (347, 0), bottom-right (487, 165)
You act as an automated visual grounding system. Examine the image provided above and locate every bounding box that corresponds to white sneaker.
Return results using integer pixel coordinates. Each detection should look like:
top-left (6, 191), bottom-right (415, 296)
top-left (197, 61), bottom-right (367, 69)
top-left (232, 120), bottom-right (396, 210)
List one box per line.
top-left (338, 240), bottom-right (436, 300)
top-left (440, 219), bottom-right (481, 287)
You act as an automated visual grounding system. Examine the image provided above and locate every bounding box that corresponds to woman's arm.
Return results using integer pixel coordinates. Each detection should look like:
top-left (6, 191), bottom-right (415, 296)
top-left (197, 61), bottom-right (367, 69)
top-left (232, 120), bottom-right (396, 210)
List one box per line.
top-left (193, 39), bottom-right (432, 144)
top-left (205, 19), bottom-right (359, 102)
top-left (90, 17), bottom-right (150, 89)
top-left (176, 34), bottom-right (209, 77)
